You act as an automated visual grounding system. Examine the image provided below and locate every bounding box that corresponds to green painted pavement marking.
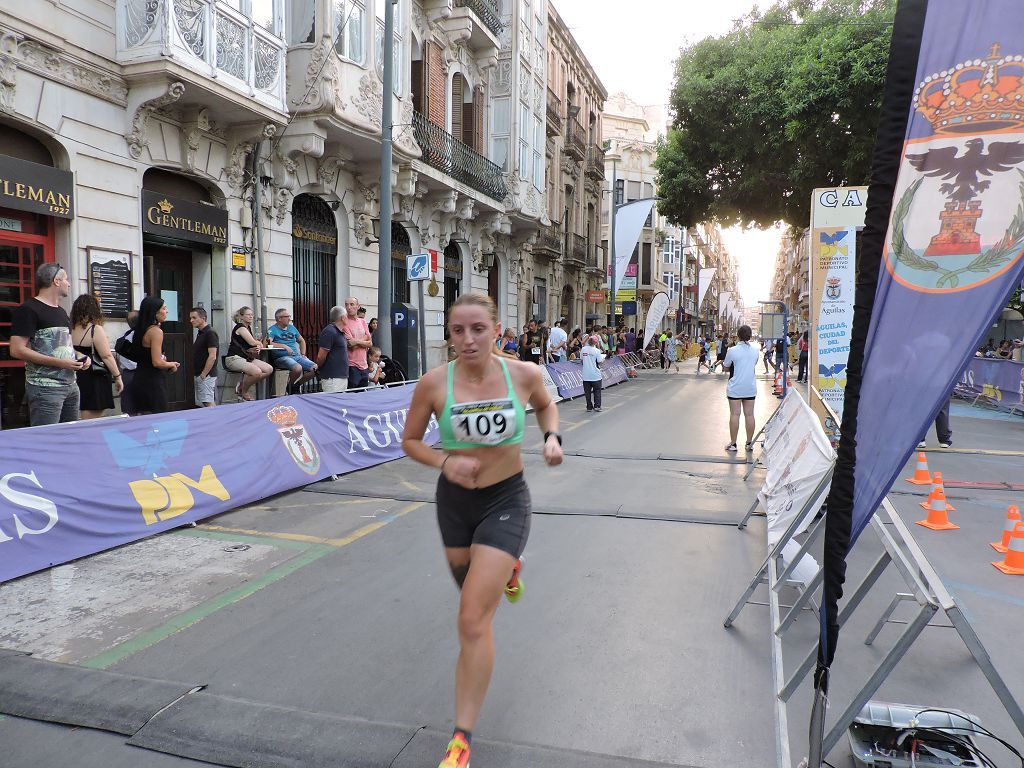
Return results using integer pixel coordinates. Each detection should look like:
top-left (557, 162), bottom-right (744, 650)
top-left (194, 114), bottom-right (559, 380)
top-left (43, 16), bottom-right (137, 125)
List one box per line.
top-left (171, 526), bottom-right (313, 551)
top-left (81, 544), bottom-right (334, 670)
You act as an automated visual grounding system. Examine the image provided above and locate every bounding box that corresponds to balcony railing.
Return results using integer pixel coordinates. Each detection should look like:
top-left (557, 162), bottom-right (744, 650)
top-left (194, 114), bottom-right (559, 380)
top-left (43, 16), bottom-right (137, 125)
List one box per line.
top-left (585, 144), bottom-right (605, 180)
top-left (117, 0), bottom-right (286, 110)
top-left (454, 0), bottom-right (504, 37)
top-left (534, 223), bottom-right (562, 260)
top-left (565, 117), bottom-right (587, 160)
top-left (412, 111), bottom-right (508, 201)
top-left (546, 88), bottom-right (562, 135)
top-left (566, 233), bottom-right (587, 266)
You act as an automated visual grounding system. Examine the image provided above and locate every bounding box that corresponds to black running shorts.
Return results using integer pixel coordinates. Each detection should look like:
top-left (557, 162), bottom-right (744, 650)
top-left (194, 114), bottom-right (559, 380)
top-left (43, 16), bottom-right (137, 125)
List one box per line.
top-left (435, 471), bottom-right (531, 558)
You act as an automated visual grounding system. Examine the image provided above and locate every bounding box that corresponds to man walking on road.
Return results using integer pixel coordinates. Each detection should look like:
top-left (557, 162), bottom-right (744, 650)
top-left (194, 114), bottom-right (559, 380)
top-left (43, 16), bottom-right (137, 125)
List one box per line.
top-left (189, 307), bottom-right (219, 407)
top-left (581, 334), bottom-right (605, 412)
top-left (343, 297), bottom-right (372, 389)
top-left (317, 306), bottom-right (350, 393)
top-left (10, 263), bottom-right (86, 425)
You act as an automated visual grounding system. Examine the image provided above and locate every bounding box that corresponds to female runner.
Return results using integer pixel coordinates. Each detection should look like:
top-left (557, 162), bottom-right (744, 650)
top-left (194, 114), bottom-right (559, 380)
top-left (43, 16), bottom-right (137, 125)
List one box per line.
top-left (402, 293), bottom-right (563, 768)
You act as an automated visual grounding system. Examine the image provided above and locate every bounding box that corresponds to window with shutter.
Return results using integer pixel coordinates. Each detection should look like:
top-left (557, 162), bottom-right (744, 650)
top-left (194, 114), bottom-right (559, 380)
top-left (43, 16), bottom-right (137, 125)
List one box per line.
top-left (451, 74), bottom-right (464, 139)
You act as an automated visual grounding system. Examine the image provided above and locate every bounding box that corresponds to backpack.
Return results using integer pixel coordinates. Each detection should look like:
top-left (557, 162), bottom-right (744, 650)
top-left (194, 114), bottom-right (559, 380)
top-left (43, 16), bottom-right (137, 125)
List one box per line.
top-left (114, 329), bottom-right (137, 362)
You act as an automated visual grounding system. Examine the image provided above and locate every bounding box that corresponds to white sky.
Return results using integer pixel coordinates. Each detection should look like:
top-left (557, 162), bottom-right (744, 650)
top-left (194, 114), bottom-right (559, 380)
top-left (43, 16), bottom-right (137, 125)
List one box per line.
top-left (552, 0), bottom-right (783, 305)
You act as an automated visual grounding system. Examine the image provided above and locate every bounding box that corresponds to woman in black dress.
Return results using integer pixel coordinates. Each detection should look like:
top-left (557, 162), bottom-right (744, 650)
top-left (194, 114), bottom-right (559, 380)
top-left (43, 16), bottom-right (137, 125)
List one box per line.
top-left (128, 296), bottom-right (179, 415)
top-left (70, 294), bottom-right (122, 418)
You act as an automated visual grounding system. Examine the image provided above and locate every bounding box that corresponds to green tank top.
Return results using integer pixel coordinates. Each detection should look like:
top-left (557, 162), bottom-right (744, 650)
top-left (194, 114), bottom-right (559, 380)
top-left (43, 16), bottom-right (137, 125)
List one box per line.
top-left (439, 357), bottom-right (526, 450)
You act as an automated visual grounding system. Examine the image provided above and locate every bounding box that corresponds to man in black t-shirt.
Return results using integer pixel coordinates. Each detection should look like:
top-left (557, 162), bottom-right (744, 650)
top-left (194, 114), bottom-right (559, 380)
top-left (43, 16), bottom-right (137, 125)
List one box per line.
top-left (10, 263), bottom-right (86, 426)
top-left (189, 307), bottom-right (220, 407)
top-left (316, 306), bottom-right (350, 393)
top-left (519, 320), bottom-right (543, 364)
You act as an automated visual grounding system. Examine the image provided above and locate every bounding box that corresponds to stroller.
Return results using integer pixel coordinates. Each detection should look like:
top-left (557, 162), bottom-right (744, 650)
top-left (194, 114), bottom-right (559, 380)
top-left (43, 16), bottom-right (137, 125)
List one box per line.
top-left (378, 354), bottom-right (408, 386)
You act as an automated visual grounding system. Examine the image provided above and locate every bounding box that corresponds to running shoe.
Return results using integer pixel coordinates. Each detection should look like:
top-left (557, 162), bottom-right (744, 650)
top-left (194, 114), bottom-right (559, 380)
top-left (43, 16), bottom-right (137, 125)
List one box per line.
top-left (725, 442), bottom-right (738, 452)
top-left (917, 441), bottom-right (927, 449)
top-left (745, 442), bottom-right (753, 452)
top-left (438, 732), bottom-right (471, 768)
top-left (505, 557), bottom-right (524, 603)
top-left (939, 441), bottom-right (952, 448)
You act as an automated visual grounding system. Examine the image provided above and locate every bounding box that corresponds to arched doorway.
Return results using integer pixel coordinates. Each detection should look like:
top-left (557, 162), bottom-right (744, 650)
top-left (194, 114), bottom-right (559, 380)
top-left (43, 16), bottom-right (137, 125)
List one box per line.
top-left (487, 256), bottom-right (500, 315)
top-left (390, 222), bottom-right (411, 305)
top-left (443, 239), bottom-right (462, 336)
top-left (560, 284), bottom-right (574, 327)
top-left (292, 194), bottom-right (338, 367)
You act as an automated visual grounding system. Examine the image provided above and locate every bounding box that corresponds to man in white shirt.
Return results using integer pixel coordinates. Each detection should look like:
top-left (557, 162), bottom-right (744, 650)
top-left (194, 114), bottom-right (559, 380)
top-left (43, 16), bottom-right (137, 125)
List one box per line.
top-left (547, 319), bottom-right (568, 363)
top-left (580, 334), bottom-right (606, 412)
top-left (723, 324), bottom-right (760, 452)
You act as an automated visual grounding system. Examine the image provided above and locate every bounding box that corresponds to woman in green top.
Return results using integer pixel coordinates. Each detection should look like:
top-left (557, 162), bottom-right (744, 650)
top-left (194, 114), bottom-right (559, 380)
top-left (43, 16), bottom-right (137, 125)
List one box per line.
top-left (402, 293), bottom-right (563, 768)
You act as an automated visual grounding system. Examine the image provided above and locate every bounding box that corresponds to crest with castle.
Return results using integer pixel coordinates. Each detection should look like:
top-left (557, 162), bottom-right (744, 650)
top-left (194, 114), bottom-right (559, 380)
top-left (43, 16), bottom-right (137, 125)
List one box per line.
top-left (910, 42), bottom-right (1024, 257)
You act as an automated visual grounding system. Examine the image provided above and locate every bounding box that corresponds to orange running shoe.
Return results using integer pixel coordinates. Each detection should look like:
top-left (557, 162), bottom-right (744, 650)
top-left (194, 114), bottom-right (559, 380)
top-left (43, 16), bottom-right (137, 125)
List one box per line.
top-left (504, 557), bottom-right (524, 603)
top-left (438, 731), bottom-right (471, 768)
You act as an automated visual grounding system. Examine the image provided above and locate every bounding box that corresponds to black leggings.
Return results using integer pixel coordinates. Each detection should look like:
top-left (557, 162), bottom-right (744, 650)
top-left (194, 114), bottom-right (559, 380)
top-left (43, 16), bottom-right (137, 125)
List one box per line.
top-left (436, 471), bottom-right (531, 558)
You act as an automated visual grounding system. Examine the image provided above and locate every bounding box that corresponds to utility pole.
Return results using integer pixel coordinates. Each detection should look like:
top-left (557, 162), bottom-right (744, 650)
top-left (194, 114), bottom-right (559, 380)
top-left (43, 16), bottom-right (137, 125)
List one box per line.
top-left (606, 149), bottom-right (620, 327)
top-left (375, 0), bottom-right (396, 356)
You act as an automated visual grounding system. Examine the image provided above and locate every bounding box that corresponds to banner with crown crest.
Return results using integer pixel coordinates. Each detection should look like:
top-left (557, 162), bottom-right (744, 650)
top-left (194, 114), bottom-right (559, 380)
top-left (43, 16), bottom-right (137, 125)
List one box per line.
top-left (0, 386), bottom-right (439, 583)
top-left (818, 0), bottom-right (1024, 683)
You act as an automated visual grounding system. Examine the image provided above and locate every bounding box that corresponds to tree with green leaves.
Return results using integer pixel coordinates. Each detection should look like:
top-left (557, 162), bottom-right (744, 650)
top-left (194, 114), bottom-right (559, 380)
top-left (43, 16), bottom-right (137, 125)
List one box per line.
top-left (655, 0), bottom-right (896, 229)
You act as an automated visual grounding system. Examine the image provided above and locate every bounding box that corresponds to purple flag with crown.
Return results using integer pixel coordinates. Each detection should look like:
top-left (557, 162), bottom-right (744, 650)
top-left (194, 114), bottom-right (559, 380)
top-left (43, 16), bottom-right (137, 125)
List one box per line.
top-left (820, 0), bottom-right (1024, 669)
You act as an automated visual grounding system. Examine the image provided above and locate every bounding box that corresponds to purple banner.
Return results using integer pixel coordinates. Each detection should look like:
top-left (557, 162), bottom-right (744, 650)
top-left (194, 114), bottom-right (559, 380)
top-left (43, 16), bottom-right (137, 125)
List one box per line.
top-left (0, 385), bottom-right (438, 583)
top-left (544, 356), bottom-right (628, 399)
top-left (955, 357), bottom-right (1024, 411)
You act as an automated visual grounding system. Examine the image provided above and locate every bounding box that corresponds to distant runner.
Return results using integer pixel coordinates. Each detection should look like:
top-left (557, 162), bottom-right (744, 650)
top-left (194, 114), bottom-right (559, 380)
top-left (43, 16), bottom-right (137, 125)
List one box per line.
top-left (724, 324), bottom-right (759, 452)
top-left (402, 293), bottom-right (563, 768)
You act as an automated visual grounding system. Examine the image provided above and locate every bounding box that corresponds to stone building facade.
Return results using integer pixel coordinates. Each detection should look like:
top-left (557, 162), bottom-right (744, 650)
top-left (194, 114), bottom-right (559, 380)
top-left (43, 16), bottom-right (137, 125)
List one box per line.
top-left (0, 0), bottom-right (589, 426)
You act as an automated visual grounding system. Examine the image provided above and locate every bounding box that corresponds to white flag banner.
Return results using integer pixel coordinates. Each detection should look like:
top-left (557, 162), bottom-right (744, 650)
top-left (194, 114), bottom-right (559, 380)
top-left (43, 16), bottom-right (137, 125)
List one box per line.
top-left (719, 291), bottom-right (732, 317)
top-left (613, 199), bottom-right (657, 291)
top-left (698, 268), bottom-right (716, 309)
top-left (643, 291), bottom-right (670, 344)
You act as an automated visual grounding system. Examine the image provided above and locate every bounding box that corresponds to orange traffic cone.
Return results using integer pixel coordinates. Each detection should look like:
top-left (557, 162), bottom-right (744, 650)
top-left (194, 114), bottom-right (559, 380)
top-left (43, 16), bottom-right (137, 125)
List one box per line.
top-left (905, 452), bottom-right (933, 485)
top-left (992, 521), bottom-right (1024, 575)
top-left (915, 484), bottom-right (959, 531)
top-left (990, 505), bottom-right (1021, 554)
top-left (919, 472), bottom-right (956, 512)
top-left (772, 368), bottom-right (784, 396)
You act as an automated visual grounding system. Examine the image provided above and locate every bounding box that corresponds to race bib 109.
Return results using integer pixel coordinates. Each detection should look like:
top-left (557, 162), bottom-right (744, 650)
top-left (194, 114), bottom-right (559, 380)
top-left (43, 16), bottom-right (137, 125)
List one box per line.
top-left (450, 399), bottom-right (517, 445)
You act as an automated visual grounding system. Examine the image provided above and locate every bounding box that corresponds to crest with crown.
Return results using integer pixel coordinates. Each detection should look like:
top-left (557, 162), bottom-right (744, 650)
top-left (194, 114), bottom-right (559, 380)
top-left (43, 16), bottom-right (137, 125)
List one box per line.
top-left (157, 198), bottom-right (174, 214)
top-left (915, 43), bottom-right (1024, 134)
top-left (267, 405), bottom-right (299, 428)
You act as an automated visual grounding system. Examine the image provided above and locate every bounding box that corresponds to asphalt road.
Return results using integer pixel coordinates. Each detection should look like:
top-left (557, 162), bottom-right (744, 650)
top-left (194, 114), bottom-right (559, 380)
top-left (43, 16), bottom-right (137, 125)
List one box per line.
top-left (2, 370), bottom-right (1021, 767)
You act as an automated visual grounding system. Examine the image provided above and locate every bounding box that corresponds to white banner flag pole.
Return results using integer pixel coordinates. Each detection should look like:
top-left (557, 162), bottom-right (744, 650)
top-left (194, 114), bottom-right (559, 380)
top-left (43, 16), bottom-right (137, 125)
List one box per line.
top-left (614, 199), bottom-right (658, 292)
top-left (698, 268), bottom-right (716, 309)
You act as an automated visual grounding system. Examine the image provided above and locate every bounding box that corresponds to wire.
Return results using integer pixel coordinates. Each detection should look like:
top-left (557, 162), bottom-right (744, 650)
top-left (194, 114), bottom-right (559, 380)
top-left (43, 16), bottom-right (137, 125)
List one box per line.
top-left (914, 708), bottom-right (1024, 764)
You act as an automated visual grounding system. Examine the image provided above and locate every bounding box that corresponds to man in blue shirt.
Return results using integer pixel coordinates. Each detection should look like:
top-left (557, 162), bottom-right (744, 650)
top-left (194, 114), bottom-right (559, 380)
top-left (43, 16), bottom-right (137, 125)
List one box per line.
top-left (267, 308), bottom-right (317, 395)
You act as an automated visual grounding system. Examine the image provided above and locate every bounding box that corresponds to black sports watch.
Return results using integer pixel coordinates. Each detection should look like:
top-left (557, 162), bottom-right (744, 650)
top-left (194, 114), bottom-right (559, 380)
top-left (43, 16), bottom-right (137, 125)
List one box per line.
top-left (543, 431), bottom-right (562, 446)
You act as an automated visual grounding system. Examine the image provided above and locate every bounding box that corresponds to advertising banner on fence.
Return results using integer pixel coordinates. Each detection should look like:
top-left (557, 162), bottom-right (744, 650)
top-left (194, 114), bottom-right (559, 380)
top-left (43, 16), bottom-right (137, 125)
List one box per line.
top-left (0, 386), bottom-right (438, 583)
top-left (758, 389), bottom-right (836, 584)
top-left (955, 357), bottom-right (1024, 411)
top-left (544, 357), bottom-right (628, 399)
top-left (809, 227), bottom-right (856, 444)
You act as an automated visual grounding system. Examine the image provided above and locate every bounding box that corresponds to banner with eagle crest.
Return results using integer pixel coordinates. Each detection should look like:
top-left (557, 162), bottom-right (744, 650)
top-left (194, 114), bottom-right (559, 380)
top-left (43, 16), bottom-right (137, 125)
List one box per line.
top-left (817, 0), bottom-right (1024, 699)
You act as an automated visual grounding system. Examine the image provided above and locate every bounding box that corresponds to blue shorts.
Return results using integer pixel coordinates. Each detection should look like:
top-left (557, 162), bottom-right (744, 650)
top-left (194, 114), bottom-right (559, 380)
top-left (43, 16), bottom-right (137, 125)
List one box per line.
top-left (273, 354), bottom-right (316, 371)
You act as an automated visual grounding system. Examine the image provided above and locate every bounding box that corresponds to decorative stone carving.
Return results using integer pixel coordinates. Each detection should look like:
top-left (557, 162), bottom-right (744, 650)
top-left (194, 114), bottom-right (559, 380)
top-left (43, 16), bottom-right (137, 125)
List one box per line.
top-left (14, 38), bottom-right (129, 107)
top-left (353, 72), bottom-right (384, 129)
top-left (317, 153), bottom-right (350, 186)
top-left (395, 100), bottom-right (419, 156)
top-left (293, 40), bottom-right (341, 114)
top-left (225, 141), bottom-right (253, 189)
top-left (431, 190), bottom-right (457, 214)
top-left (453, 217), bottom-right (470, 243)
top-left (493, 58), bottom-right (512, 97)
top-left (418, 222), bottom-right (433, 248)
top-left (180, 108), bottom-right (210, 173)
top-left (0, 32), bottom-right (16, 113)
top-left (395, 165), bottom-right (419, 198)
top-left (354, 212), bottom-right (372, 244)
top-left (455, 195), bottom-right (475, 221)
top-left (127, 81), bottom-right (185, 159)
top-left (354, 178), bottom-right (380, 217)
top-left (399, 193), bottom-right (415, 222)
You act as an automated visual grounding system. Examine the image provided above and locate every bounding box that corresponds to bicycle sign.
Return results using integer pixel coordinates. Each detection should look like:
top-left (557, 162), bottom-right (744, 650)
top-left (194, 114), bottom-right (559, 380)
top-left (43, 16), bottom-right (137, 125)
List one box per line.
top-left (407, 253), bottom-right (429, 281)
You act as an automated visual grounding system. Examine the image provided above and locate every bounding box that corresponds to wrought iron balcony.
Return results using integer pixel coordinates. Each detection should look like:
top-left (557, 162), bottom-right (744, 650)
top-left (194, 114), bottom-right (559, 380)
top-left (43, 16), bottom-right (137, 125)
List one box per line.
top-left (116, 0), bottom-right (286, 111)
top-left (585, 144), bottom-right (605, 180)
top-left (565, 233), bottom-right (587, 267)
top-left (412, 111), bottom-right (508, 201)
top-left (565, 117), bottom-right (587, 161)
top-left (546, 88), bottom-right (562, 136)
top-left (534, 223), bottom-right (562, 261)
top-left (454, 0), bottom-right (504, 38)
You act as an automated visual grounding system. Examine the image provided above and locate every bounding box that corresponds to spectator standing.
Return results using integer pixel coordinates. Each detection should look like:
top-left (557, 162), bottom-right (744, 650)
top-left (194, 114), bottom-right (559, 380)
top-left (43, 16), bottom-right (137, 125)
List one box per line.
top-left (342, 296), bottom-right (373, 388)
top-left (189, 307), bottom-right (219, 407)
top-left (114, 311), bottom-right (138, 415)
top-left (316, 306), bottom-right (350, 393)
top-left (9, 263), bottom-right (85, 425)
top-left (267, 308), bottom-right (318, 394)
top-left (724, 324), bottom-right (759, 452)
top-left (225, 306), bottom-right (272, 401)
top-left (774, 337), bottom-right (785, 372)
top-left (658, 330), bottom-right (669, 370)
top-left (580, 334), bottom-right (606, 412)
top-left (797, 331), bottom-right (809, 383)
top-left (918, 396), bottom-right (953, 449)
top-left (547, 319), bottom-right (568, 362)
top-left (624, 327), bottom-right (636, 354)
top-left (567, 328), bottom-right (583, 359)
top-left (519, 320), bottom-right (543, 364)
top-left (664, 332), bottom-right (681, 373)
top-left (71, 294), bottom-right (122, 419)
top-left (368, 346), bottom-right (385, 387)
top-left (128, 296), bottom-right (179, 415)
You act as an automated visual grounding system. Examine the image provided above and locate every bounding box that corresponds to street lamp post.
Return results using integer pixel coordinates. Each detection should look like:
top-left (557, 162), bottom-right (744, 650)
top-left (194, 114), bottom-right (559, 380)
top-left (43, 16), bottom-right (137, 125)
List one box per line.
top-left (375, 0), bottom-right (396, 357)
top-left (606, 147), bottom-right (621, 327)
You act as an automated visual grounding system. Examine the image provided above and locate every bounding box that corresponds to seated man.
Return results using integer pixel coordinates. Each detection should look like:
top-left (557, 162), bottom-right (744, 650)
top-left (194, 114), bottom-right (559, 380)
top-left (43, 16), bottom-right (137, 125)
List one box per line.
top-left (266, 308), bottom-right (317, 395)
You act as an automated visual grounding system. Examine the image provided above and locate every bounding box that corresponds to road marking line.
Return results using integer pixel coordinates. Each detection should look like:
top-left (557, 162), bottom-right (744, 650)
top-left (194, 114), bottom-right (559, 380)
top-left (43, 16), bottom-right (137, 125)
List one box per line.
top-left (564, 420), bottom-right (586, 432)
top-left (243, 497), bottom-right (378, 511)
top-left (82, 502), bottom-right (425, 670)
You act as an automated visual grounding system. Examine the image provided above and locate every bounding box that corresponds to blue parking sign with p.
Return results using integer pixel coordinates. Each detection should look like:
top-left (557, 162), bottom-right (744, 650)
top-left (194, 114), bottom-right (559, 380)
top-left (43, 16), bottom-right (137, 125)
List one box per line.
top-left (407, 253), bottom-right (429, 281)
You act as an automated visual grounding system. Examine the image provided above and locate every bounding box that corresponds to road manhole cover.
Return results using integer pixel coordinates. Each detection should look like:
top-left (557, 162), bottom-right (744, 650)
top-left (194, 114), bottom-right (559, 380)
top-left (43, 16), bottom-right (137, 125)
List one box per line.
top-left (223, 544), bottom-right (251, 553)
